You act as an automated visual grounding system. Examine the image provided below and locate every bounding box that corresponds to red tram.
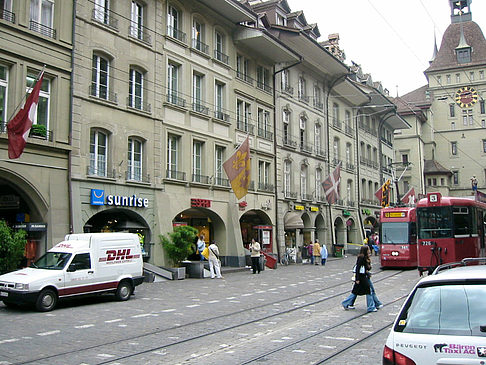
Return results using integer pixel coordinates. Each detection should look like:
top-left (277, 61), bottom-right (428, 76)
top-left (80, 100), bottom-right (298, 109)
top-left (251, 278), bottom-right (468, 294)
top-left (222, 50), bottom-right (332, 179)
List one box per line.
top-left (416, 192), bottom-right (486, 275)
top-left (379, 206), bottom-right (417, 268)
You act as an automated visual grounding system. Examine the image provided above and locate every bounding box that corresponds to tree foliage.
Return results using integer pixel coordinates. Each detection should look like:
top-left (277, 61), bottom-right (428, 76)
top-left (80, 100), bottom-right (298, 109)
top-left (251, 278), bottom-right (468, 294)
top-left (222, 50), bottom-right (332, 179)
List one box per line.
top-left (159, 225), bottom-right (198, 267)
top-left (0, 220), bottom-right (27, 274)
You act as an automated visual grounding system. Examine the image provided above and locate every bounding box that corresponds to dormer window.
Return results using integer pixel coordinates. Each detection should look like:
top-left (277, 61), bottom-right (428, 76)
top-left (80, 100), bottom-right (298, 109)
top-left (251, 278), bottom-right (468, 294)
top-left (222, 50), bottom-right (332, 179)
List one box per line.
top-left (456, 48), bottom-right (471, 64)
top-left (276, 13), bottom-right (286, 26)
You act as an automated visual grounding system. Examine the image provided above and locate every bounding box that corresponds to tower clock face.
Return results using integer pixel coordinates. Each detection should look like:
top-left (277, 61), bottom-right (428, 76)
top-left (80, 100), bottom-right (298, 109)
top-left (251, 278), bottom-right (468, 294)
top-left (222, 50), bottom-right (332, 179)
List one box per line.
top-left (455, 86), bottom-right (478, 108)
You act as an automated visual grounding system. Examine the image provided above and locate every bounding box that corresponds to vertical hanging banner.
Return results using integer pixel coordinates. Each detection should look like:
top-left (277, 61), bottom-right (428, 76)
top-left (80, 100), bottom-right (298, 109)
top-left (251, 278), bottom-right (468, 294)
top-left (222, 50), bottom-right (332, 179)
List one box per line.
top-left (7, 71), bottom-right (45, 159)
top-left (223, 136), bottom-right (251, 200)
top-left (322, 162), bottom-right (341, 204)
top-left (375, 179), bottom-right (391, 207)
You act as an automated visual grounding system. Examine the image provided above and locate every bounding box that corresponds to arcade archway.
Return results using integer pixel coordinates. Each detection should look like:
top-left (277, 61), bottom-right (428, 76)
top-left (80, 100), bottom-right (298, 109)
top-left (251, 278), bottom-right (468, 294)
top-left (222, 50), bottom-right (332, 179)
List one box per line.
top-left (240, 209), bottom-right (272, 253)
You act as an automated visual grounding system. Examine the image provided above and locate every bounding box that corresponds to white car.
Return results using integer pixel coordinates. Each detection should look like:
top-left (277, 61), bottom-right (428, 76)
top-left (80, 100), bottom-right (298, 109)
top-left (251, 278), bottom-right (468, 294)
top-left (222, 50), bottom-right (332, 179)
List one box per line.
top-left (383, 258), bottom-right (486, 365)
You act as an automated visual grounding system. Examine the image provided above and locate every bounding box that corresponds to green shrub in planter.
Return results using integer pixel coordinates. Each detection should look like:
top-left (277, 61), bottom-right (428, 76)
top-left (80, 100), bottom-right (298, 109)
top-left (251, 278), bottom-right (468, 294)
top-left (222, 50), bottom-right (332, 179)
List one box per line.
top-left (160, 225), bottom-right (198, 267)
top-left (0, 220), bottom-right (27, 274)
top-left (30, 124), bottom-right (47, 137)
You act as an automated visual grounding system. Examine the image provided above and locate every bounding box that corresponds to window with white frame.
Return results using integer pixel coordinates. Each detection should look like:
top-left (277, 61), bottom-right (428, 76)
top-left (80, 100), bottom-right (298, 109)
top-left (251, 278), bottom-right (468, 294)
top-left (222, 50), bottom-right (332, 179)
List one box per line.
top-left (93, 0), bottom-right (109, 24)
top-left (30, 0), bottom-right (54, 37)
top-left (193, 140), bottom-right (203, 182)
top-left (283, 109), bottom-right (290, 143)
top-left (314, 124), bottom-right (321, 155)
top-left (258, 161), bottom-right (270, 190)
top-left (26, 73), bottom-right (50, 130)
top-left (257, 108), bottom-right (271, 139)
top-left (346, 143), bottom-right (351, 165)
top-left (347, 180), bottom-right (352, 202)
top-left (130, 1), bottom-right (145, 40)
top-left (215, 81), bottom-right (225, 119)
top-left (90, 129), bottom-right (108, 177)
top-left (92, 54), bottom-right (109, 100)
top-left (214, 30), bottom-right (227, 63)
top-left (299, 116), bottom-right (306, 148)
top-left (167, 62), bottom-right (181, 105)
top-left (333, 103), bottom-right (339, 125)
top-left (462, 109), bottom-right (473, 125)
top-left (127, 137), bottom-right (142, 181)
top-left (300, 165), bottom-right (307, 199)
top-left (453, 171), bottom-right (459, 185)
top-left (451, 141), bottom-right (457, 156)
top-left (192, 72), bottom-right (205, 113)
top-left (0, 65), bottom-right (8, 130)
top-left (313, 85), bottom-right (321, 108)
top-left (281, 69), bottom-right (289, 91)
top-left (333, 138), bottom-right (340, 163)
top-left (482, 139), bottom-right (486, 154)
top-left (315, 168), bottom-right (322, 201)
top-left (192, 19), bottom-right (206, 52)
top-left (167, 4), bottom-right (184, 41)
top-left (298, 76), bottom-right (306, 100)
top-left (129, 67), bottom-right (143, 110)
top-left (257, 66), bottom-right (270, 91)
top-left (284, 160), bottom-right (291, 197)
top-left (345, 110), bottom-right (351, 131)
top-left (215, 145), bottom-right (225, 185)
top-left (167, 134), bottom-right (179, 178)
top-left (236, 99), bottom-right (251, 132)
top-left (236, 54), bottom-right (250, 81)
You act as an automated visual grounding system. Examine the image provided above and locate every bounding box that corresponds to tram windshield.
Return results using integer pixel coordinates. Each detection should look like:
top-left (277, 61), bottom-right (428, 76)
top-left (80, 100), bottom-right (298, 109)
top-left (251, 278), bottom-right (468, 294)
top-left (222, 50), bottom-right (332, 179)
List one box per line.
top-left (417, 207), bottom-right (453, 239)
top-left (381, 222), bottom-right (410, 244)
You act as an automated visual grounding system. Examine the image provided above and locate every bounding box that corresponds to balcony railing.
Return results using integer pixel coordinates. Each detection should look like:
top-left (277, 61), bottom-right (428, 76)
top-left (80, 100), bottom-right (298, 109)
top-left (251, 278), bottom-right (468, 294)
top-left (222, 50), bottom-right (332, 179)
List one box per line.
top-left (192, 39), bottom-right (209, 54)
top-left (1, 9), bottom-right (15, 23)
top-left (257, 128), bottom-right (273, 140)
top-left (332, 118), bottom-right (342, 130)
top-left (236, 121), bottom-right (254, 134)
top-left (214, 176), bottom-right (230, 187)
top-left (258, 183), bottom-right (274, 192)
top-left (347, 200), bottom-right (356, 207)
top-left (92, 8), bottom-right (118, 30)
top-left (192, 174), bottom-right (210, 184)
top-left (345, 124), bottom-right (355, 136)
top-left (313, 100), bottom-right (323, 110)
top-left (127, 97), bottom-right (151, 113)
top-left (167, 26), bottom-right (186, 43)
top-left (214, 110), bottom-right (230, 122)
top-left (236, 71), bottom-right (254, 85)
top-left (257, 81), bottom-right (272, 93)
top-left (298, 95), bottom-right (309, 103)
top-left (87, 165), bottom-right (116, 179)
top-left (192, 102), bottom-right (209, 115)
top-left (316, 149), bottom-right (327, 159)
top-left (300, 142), bottom-right (313, 154)
top-left (214, 50), bottom-right (229, 64)
top-left (346, 162), bottom-right (355, 171)
top-left (128, 25), bottom-right (151, 45)
top-left (166, 92), bottom-right (186, 108)
top-left (126, 171), bottom-right (150, 183)
top-left (282, 85), bottom-right (293, 95)
top-left (166, 170), bottom-right (186, 181)
top-left (90, 85), bottom-right (117, 103)
top-left (284, 191), bottom-right (298, 199)
top-left (283, 136), bottom-right (297, 148)
top-left (29, 20), bottom-right (56, 39)
top-left (301, 193), bottom-right (313, 201)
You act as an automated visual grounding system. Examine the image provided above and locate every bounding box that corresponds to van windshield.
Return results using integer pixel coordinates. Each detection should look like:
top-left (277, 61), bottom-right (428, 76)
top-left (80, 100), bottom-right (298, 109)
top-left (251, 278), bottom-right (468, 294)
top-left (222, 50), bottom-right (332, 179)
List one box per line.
top-left (31, 252), bottom-right (72, 270)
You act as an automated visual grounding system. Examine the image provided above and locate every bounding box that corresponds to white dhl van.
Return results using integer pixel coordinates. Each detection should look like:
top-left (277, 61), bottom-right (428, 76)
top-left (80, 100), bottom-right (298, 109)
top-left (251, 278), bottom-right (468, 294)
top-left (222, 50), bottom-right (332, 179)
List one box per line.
top-left (0, 233), bottom-right (144, 311)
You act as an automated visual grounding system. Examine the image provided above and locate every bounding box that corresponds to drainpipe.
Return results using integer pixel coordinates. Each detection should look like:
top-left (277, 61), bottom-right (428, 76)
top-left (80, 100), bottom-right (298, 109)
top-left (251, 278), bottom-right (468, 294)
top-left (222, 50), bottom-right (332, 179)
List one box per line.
top-left (68, 0), bottom-right (76, 233)
top-left (273, 58), bottom-right (302, 261)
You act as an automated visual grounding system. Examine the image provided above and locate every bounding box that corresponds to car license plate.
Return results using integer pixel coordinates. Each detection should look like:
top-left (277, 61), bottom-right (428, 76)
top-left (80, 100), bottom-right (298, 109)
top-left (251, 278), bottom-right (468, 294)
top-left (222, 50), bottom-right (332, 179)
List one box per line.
top-left (0, 291), bottom-right (8, 297)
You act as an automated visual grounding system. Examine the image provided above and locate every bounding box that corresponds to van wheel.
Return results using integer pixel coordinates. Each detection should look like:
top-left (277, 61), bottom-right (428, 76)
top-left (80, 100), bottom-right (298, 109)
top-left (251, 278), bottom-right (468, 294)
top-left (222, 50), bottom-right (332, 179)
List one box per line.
top-left (36, 289), bottom-right (57, 312)
top-left (115, 281), bottom-right (132, 301)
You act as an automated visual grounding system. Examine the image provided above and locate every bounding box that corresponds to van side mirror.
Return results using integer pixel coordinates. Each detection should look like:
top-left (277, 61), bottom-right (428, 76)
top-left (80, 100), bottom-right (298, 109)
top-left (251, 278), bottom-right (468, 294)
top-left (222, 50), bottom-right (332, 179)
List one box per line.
top-left (481, 325), bottom-right (486, 333)
top-left (67, 264), bottom-right (77, 272)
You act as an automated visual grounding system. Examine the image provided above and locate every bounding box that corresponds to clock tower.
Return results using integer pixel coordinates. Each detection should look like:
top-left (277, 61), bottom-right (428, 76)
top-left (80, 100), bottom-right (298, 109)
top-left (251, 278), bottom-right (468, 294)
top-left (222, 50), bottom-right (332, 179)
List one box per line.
top-left (450, 0), bottom-right (472, 23)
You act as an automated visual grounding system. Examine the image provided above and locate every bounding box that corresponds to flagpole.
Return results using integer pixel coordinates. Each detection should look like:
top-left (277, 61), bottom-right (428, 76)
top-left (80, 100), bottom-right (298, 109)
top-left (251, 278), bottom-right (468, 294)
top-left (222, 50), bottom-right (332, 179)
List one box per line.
top-left (6, 65), bottom-right (46, 124)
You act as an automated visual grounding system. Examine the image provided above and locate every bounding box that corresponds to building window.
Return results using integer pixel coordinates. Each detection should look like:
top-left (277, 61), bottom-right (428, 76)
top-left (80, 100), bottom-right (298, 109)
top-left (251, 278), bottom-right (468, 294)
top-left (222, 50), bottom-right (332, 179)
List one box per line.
top-left (456, 48), bottom-right (471, 64)
top-left (167, 134), bottom-right (180, 178)
top-left (93, 0), bottom-right (110, 24)
top-left (451, 141), bottom-right (457, 156)
top-left (281, 69), bottom-right (290, 92)
top-left (333, 138), bottom-right (340, 164)
top-left (214, 31), bottom-right (228, 64)
top-left (129, 68), bottom-right (143, 110)
top-left (300, 165), bottom-right (307, 199)
top-left (276, 12), bottom-right (286, 26)
top-left (215, 145), bottom-right (225, 185)
top-left (313, 86), bottom-right (321, 108)
top-left (315, 124), bottom-right (321, 155)
top-left (0, 65), bottom-right (7, 131)
top-left (315, 168), bottom-right (322, 201)
top-left (455, 73), bottom-right (460, 83)
top-left (258, 161), bottom-right (270, 190)
top-left (480, 100), bottom-right (485, 114)
top-left (257, 108), bottom-right (271, 139)
top-left (90, 130), bottom-right (108, 177)
top-left (347, 180), bottom-right (352, 202)
top-left (26, 73), bottom-right (50, 130)
top-left (453, 171), bottom-right (459, 185)
top-left (214, 81), bottom-right (226, 120)
top-left (483, 119), bottom-right (486, 128)
top-left (402, 154), bottom-right (409, 164)
top-left (284, 160), bottom-right (291, 197)
top-left (91, 54), bottom-right (109, 100)
top-left (299, 116), bottom-right (306, 148)
top-left (283, 110), bottom-right (290, 144)
top-left (30, 0), bottom-right (55, 38)
top-left (256, 66), bottom-right (270, 92)
top-left (346, 143), bottom-right (352, 165)
top-left (192, 141), bottom-right (203, 182)
top-left (130, 1), bottom-right (148, 42)
top-left (480, 71), bottom-right (484, 80)
top-left (462, 109), bottom-right (473, 125)
top-left (192, 73), bottom-right (206, 113)
top-left (236, 99), bottom-right (251, 132)
top-left (167, 62), bottom-right (183, 106)
top-left (298, 76), bottom-right (306, 101)
top-left (167, 4), bottom-right (184, 42)
top-left (449, 104), bottom-right (455, 117)
top-left (451, 121), bottom-right (456, 130)
top-left (192, 19), bottom-right (207, 53)
top-left (127, 137), bottom-right (142, 181)
top-left (436, 75), bottom-right (442, 84)
top-left (483, 139), bottom-right (486, 154)
top-left (236, 54), bottom-right (250, 82)
top-left (446, 74), bottom-right (451, 84)
top-left (469, 71), bottom-right (474, 81)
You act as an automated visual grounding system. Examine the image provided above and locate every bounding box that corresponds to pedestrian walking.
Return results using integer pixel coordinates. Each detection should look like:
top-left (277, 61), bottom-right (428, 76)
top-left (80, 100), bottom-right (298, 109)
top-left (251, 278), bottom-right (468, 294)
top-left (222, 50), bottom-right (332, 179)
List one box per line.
top-left (208, 241), bottom-right (223, 279)
top-left (342, 245), bottom-right (379, 312)
top-left (320, 242), bottom-right (328, 266)
top-left (371, 232), bottom-right (379, 256)
top-left (249, 238), bottom-right (261, 274)
top-left (313, 240), bottom-right (321, 265)
top-left (196, 234), bottom-right (206, 261)
top-left (308, 242), bottom-right (314, 265)
top-left (302, 242), bottom-right (309, 264)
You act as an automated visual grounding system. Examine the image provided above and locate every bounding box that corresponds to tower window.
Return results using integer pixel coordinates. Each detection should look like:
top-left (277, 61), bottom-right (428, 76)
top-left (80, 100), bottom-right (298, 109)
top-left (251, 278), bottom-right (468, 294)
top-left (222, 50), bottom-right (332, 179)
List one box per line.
top-left (456, 48), bottom-right (471, 64)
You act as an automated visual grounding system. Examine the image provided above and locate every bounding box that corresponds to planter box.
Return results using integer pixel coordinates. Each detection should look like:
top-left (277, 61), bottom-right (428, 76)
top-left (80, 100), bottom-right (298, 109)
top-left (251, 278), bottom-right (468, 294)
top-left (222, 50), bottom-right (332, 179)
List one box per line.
top-left (168, 267), bottom-right (186, 280)
top-left (181, 261), bottom-right (204, 278)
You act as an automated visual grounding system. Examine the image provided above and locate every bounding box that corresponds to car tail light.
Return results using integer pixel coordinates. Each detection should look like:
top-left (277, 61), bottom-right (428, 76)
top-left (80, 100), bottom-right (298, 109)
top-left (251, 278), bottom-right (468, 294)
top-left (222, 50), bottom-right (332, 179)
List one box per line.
top-left (383, 345), bottom-right (416, 365)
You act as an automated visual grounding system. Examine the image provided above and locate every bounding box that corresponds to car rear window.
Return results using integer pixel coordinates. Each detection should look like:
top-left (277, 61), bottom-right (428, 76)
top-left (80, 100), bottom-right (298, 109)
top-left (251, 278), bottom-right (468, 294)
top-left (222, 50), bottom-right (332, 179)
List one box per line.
top-left (394, 283), bottom-right (486, 336)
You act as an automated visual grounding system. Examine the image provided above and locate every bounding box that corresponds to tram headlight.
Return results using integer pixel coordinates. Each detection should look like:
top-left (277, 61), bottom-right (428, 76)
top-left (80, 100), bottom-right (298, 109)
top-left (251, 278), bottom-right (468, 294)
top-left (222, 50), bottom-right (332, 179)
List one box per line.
top-left (391, 251), bottom-right (399, 256)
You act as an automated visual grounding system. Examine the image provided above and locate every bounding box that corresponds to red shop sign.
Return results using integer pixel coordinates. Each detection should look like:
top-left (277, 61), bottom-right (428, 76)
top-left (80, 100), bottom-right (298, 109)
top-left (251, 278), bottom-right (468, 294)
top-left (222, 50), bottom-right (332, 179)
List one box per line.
top-left (191, 198), bottom-right (211, 208)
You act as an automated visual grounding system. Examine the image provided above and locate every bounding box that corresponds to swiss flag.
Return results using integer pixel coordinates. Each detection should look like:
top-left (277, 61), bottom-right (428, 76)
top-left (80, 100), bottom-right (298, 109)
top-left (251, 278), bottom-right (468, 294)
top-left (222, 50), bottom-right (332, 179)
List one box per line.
top-left (7, 71), bottom-right (44, 159)
top-left (322, 162), bottom-right (341, 204)
top-left (400, 187), bottom-right (416, 205)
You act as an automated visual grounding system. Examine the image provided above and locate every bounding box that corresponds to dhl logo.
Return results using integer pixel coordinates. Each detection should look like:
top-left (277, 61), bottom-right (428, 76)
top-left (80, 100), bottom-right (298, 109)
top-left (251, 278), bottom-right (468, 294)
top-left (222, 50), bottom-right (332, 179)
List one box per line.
top-left (99, 249), bottom-right (140, 262)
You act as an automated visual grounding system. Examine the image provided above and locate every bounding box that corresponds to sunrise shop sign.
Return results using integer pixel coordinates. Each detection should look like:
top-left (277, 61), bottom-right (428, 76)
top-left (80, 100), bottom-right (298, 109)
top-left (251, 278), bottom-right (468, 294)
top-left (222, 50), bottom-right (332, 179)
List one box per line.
top-left (91, 189), bottom-right (148, 208)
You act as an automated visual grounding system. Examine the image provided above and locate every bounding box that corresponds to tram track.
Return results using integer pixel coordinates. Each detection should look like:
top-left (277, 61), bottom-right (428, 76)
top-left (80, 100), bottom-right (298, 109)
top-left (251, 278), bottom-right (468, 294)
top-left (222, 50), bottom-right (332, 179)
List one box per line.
top-left (13, 269), bottom-right (404, 365)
